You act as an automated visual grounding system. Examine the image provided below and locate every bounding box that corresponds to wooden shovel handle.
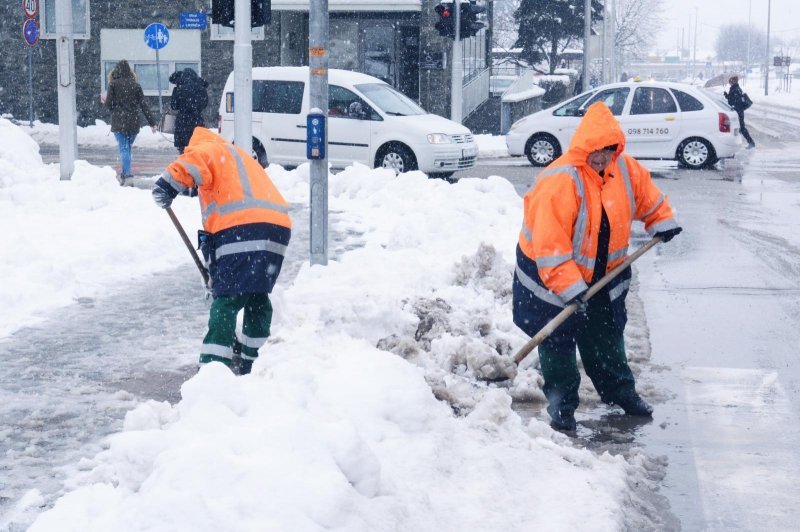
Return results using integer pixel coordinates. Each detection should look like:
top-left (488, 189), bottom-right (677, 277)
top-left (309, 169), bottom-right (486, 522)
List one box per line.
top-left (513, 236), bottom-right (663, 366)
top-left (165, 206), bottom-right (211, 288)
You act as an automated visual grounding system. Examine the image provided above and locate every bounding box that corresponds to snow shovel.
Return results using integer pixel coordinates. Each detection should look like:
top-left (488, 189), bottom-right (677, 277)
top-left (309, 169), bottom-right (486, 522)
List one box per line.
top-left (492, 235), bottom-right (664, 381)
top-left (165, 206), bottom-right (210, 290)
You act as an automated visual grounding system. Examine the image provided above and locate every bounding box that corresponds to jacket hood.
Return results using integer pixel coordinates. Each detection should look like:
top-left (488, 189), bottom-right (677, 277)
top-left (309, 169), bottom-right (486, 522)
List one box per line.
top-left (188, 127), bottom-right (225, 147)
top-left (566, 102), bottom-right (626, 166)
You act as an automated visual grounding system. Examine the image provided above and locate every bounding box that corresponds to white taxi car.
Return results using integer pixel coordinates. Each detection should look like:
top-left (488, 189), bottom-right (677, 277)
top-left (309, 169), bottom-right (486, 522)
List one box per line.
top-left (506, 80), bottom-right (742, 169)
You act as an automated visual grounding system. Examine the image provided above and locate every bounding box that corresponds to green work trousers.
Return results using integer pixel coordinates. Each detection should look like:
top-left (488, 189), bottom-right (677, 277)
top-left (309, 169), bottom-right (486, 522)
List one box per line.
top-left (538, 295), bottom-right (637, 416)
top-left (199, 293), bottom-right (273, 366)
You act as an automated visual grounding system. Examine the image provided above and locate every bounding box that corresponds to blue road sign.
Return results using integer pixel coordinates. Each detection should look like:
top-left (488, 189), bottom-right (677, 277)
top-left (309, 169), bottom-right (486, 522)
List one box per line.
top-left (180, 12), bottom-right (207, 30)
top-left (144, 23), bottom-right (170, 50)
top-left (23, 18), bottom-right (39, 47)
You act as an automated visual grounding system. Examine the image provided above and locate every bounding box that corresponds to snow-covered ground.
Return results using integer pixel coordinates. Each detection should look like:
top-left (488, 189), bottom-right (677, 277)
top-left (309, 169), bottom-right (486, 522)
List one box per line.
top-left (1, 117), bottom-right (650, 530)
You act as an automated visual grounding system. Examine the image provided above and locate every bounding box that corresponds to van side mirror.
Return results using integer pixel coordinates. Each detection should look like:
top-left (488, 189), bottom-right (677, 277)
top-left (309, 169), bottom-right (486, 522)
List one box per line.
top-left (575, 108), bottom-right (586, 117)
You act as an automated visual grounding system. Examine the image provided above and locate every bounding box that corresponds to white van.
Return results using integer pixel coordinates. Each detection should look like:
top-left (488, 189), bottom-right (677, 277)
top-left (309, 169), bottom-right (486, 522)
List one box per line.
top-left (218, 67), bottom-right (478, 178)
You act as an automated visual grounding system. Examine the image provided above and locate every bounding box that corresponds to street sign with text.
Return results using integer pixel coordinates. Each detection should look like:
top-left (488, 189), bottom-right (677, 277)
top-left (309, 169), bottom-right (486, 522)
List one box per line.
top-left (180, 12), bottom-right (207, 30)
top-left (23, 0), bottom-right (38, 19)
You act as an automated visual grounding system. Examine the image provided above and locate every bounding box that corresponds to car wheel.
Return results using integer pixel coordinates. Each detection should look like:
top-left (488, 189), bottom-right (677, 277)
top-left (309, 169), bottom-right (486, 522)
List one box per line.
top-left (525, 134), bottom-right (561, 167)
top-left (376, 143), bottom-right (417, 175)
top-left (252, 139), bottom-right (269, 168)
top-left (677, 137), bottom-right (717, 170)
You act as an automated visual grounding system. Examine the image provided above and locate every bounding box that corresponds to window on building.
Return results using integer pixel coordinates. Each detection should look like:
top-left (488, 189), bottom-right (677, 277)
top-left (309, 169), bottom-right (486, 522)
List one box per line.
top-left (209, 23), bottom-right (265, 40)
top-left (100, 29), bottom-right (201, 96)
top-left (40, 0), bottom-right (90, 39)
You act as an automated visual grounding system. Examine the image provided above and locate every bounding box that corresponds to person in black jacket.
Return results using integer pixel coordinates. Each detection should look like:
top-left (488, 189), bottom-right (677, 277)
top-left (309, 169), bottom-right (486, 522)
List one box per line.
top-left (168, 68), bottom-right (209, 154)
top-left (724, 76), bottom-right (755, 149)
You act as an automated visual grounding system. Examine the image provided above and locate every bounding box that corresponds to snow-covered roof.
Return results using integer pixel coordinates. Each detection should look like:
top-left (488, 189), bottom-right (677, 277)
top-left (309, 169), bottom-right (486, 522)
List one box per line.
top-left (273, 0), bottom-right (421, 11)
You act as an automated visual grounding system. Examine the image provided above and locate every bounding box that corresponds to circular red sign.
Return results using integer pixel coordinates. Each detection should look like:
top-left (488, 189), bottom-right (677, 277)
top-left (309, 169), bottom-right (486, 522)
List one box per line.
top-left (23, 0), bottom-right (38, 19)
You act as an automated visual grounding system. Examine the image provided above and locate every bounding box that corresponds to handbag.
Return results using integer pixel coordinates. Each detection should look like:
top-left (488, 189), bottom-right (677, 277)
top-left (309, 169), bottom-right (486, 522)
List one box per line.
top-left (741, 92), bottom-right (753, 110)
top-left (159, 109), bottom-right (177, 134)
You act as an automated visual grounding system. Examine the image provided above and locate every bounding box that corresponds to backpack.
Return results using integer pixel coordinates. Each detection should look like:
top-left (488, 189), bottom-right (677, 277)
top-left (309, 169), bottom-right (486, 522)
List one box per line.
top-left (741, 92), bottom-right (753, 110)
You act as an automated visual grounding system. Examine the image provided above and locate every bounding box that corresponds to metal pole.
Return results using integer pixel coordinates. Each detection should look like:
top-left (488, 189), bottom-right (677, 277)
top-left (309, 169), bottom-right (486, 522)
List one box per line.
top-left (765, 0), bottom-right (771, 96)
top-left (55, 0), bottom-right (76, 181)
top-left (155, 47), bottom-right (163, 115)
top-left (746, 0), bottom-right (751, 81)
top-left (583, 0), bottom-right (591, 92)
top-left (28, 47), bottom-right (33, 127)
top-left (233, 0), bottom-right (253, 152)
top-left (309, 0), bottom-right (329, 265)
top-left (451, 1), bottom-right (463, 123)
top-left (692, 7), bottom-right (698, 79)
top-left (601, 0), bottom-right (607, 84)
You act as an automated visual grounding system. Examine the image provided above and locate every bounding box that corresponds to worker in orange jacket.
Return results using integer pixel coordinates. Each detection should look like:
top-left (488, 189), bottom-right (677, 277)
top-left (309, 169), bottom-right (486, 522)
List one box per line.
top-left (513, 102), bottom-right (682, 432)
top-left (152, 127), bottom-right (292, 375)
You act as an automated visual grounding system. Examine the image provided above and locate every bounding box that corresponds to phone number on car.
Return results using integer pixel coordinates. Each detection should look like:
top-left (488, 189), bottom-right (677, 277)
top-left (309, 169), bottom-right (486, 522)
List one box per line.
top-left (627, 127), bottom-right (670, 135)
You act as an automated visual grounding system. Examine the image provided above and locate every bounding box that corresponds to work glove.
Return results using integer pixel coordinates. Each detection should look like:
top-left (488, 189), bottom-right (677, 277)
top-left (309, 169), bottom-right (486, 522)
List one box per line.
top-left (568, 290), bottom-right (588, 314)
top-left (655, 226), bottom-right (683, 243)
top-left (152, 178), bottom-right (178, 209)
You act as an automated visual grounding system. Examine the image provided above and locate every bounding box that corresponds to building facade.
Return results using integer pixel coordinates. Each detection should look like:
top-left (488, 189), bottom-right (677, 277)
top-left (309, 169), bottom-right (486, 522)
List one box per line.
top-left (0, 0), bottom-right (491, 128)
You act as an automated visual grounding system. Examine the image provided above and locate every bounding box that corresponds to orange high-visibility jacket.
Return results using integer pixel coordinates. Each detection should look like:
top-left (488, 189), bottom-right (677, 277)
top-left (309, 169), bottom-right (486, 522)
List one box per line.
top-left (513, 102), bottom-right (679, 334)
top-left (162, 127), bottom-right (291, 234)
top-left (159, 127), bottom-right (292, 297)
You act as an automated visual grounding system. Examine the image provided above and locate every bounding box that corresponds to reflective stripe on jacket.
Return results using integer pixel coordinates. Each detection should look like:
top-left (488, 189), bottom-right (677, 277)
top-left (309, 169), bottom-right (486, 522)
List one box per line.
top-left (513, 102), bottom-right (679, 337)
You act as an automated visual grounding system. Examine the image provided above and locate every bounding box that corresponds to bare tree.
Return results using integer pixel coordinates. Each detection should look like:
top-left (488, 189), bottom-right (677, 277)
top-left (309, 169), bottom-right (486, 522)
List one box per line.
top-left (715, 24), bottom-right (766, 68)
top-left (614, 0), bottom-right (664, 61)
top-left (492, 0), bottom-right (521, 50)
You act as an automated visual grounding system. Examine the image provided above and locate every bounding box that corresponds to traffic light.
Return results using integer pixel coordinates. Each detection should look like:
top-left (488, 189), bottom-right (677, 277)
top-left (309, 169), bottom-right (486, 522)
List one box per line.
top-left (460, 1), bottom-right (486, 39)
top-left (212, 0), bottom-right (271, 28)
top-left (434, 2), bottom-right (455, 39)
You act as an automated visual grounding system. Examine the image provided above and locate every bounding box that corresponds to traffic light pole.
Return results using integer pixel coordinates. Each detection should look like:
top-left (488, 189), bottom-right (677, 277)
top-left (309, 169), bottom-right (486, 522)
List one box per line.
top-left (233, 0), bottom-right (253, 152)
top-left (450, 1), bottom-right (462, 123)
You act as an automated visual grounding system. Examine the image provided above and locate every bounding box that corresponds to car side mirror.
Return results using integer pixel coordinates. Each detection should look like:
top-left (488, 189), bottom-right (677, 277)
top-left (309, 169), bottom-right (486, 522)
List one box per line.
top-left (575, 108), bottom-right (586, 117)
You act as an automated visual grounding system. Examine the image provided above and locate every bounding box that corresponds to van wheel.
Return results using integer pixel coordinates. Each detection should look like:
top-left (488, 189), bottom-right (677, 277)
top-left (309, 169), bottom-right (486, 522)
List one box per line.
top-left (677, 137), bottom-right (716, 169)
top-left (525, 134), bottom-right (561, 167)
top-left (376, 143), bottom-right (417, 175)
top-left (252, 139), bottom-right (269, 168)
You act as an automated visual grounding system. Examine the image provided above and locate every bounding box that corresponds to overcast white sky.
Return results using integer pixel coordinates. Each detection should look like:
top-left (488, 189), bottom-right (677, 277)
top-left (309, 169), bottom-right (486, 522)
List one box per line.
top-left (656, 0), bottom-right (800, 54)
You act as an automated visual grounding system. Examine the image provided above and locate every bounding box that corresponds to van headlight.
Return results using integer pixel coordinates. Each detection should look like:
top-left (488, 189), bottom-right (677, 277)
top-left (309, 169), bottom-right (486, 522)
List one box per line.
top-left (427, 133), bottom-right (453, 144)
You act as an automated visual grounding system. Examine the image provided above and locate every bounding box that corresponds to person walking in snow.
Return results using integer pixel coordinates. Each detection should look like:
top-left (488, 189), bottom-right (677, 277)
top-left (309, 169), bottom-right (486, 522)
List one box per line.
top-left (724, 75), bottom-right (755, 149)
top-left (151, 127), bottom-right (292, 375)
top-left (104, 60), bottom-right (158, 185)
top-left (168, 68), bottom-right (209, 154)
top-left (512, 102), bottom-right (682, 432)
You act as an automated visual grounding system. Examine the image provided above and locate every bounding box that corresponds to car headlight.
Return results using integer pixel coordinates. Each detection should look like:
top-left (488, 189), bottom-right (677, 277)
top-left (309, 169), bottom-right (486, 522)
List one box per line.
top-left (427, 133), bottom-right (453, 144)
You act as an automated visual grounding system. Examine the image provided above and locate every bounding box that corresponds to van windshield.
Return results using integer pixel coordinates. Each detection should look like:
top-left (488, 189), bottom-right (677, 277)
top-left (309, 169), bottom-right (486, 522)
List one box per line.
top-left (355, 83), bottom-right (427, 116)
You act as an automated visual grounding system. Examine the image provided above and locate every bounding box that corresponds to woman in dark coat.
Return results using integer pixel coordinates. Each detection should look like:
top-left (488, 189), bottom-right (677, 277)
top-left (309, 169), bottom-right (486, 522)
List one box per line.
top-left (104, 60), bottom-right (157, 183)
top-left (169, 68), bottom-right (209, 154)
top-left (724, 75), bottom-right (756, 149)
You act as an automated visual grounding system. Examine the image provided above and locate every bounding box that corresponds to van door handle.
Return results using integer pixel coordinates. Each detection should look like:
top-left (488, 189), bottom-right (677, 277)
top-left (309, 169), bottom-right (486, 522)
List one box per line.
top-left (664, 116), bottom-right (676, 121)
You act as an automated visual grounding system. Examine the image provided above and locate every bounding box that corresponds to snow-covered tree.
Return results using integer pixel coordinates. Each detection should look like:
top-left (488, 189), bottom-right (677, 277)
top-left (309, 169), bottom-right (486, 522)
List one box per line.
top-left (715, 24), bottom-right (767, 67)
top-left (514, 0), bottom-right (603, 74)
top-left (614, 0), bottom-right (664, 61)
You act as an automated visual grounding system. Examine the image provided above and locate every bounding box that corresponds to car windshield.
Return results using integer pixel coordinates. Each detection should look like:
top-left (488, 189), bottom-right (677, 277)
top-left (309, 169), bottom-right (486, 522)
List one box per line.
top-left (553, 91), bottom-right (596, 116)
top-left (355, 83), bottom-right (427, 116)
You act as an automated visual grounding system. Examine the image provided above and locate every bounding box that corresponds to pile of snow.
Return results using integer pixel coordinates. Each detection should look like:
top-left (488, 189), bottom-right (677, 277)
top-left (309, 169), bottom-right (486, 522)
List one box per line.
top-left (2, 121), bottom-right (646, 530)
top-left (0, 117), bottom-right (197, 337)
top-left (17, 119), bottom-right (174, 149)
top-left (532, 74), bottom-right (571, 87)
